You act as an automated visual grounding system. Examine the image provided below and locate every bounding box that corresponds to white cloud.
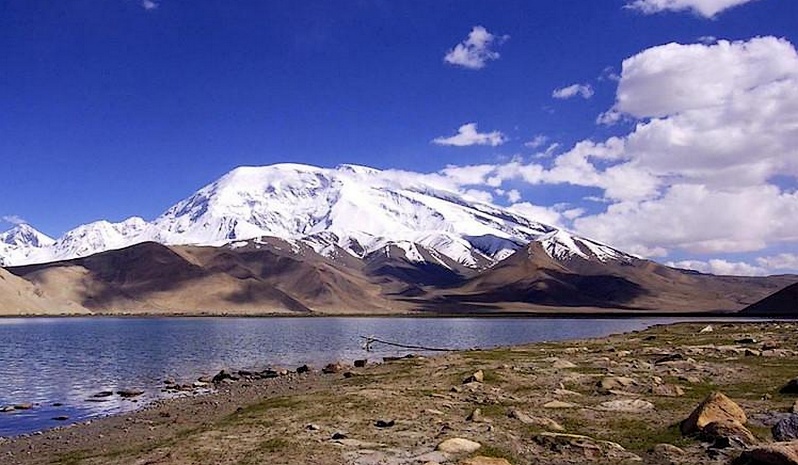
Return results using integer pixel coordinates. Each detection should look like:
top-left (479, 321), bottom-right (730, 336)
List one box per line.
top-left (432, 123), bottom-right (507, 147)
top-left (626, 0), bottom-right (759, 18)
top-left (2, 215), bottom-right (27, 225)
top-left (141, 0), bottom-right (158, 10)
top-left (524, 135), bottom-right (548, 149)
top-left (756, 253), bottom-right (798, 272)
top-left (508, 202), bottom-right (566, 228)
top-left (444, 26), bottom-right (508, 70)
top-left (552, 83), bottom-right (594, 100)
top-left (506, 189), bottom-right (522, 203)
top-left (667, 259), bottom-right (768, 276)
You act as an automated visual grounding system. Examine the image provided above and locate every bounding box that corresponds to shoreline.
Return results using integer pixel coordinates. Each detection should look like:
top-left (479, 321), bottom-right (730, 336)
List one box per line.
top-left (2, 321), bottom-right (797, 464)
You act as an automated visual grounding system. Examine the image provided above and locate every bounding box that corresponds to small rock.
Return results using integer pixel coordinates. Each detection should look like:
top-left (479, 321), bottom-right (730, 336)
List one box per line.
top-left (306, 423), bottom-right (320, 431)
top-left (342, 371), bottom-right (355, 378)
top-left (762, 340), bottom-right (781, 350)
top-left (700, 325), bottom-right (714, 333)
top-left (508, 409), bottom-right (565, 431)
top-left (117, 389), bottom-right (144, 398)
top-left (597, 376), bottom-right (636, 394)
top-left (736, 337), bottom-right (757, 344)
top-left (781, 378), bottom-right (798, 395)
top-left (654, 353), bottom-right (684, 365)
top-left (14, 403), bottom-right (33, 410)
top-left (551, 359), bottom-right (577, 369)
top-left (374, 419), bottom-right (395, 428)
top-left (745, 349), bottom-right (761, 357)
top-left (543, 400), bottom-right (578, 409)
top-left (52, 416), bottom-right (69, 421)
top-left (459, 457), bottom-right (512, 465)
top-left (773, 415), bottom-right (798, 441)
top-left (331, 432), bottom-right (347, 440)
top-left (92, 391), bottom-right (114, 398)
top-left (599, 399), bottom-right (655, 413)
top-left (354, 359), bottom-right (367, 368)
top-left (534, 432), bottom-right (640, 462)
top-left (681, 391), bottom-right (748, 437)
top-left (466, 408), bottom-right (483, 422)
top-left (436, 437), bottom-right (481, 455)
top-left (731, 441), bottom-right (798, 465)
top-left (700, 419), bottom-right (757, 448)
top-left (212, 370), bottom-right (237, 383)
top-left (260, 369), bottom-right (280, 379)
top-left (296, 365), bottom-right (311, 374)
top-left (322, 363), bottom-right (344, 374)
top-left (651, 443), bottom-right (686, 458)
top-left (651, 384), bottom-right (685, 397)
top-left (463, 370), bottom-right (484, 384)
top-left (1, 406), bottom-right (15, 412)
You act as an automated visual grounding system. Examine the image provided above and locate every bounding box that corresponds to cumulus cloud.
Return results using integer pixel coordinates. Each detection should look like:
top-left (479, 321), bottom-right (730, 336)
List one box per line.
top-left (552, 83), bottom-right (595, 100)
top-left (2, 215), bottom-right (27, 225)
top-left (524, 135), bottom-right (549, 149)
top-left (756, 253), bottom-right (798, 272)
top-left (432, 123), bottom-right (507, 147)
top-left (626, 0), bottom-right (759, 18)
top-left (444, 26), bottom-right (508, 70)
top-left (141, 0), bottom-right (158, 10)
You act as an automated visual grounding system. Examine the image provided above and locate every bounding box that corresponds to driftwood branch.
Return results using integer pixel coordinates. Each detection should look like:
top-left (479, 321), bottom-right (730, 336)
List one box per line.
top-left (359, 335), bottom-right (451, 352)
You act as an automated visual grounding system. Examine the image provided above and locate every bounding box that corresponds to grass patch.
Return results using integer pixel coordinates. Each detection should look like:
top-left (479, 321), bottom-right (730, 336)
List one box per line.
top-left (603, 418), bottom-right (691, 452)
top-left (474, 444), bottom-right (521, 463)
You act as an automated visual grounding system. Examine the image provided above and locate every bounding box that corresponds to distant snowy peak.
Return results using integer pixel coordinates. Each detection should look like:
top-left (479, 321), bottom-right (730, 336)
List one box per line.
top-left (1, 163), bottom-right (631, 269)
top-left (0, 224), bottom-right (55, 248)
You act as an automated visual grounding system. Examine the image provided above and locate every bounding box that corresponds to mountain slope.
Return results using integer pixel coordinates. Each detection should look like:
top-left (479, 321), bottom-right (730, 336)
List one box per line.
top-left (0, 267), bottom-right (89, 315)
top-left (740, 282), bottom-right (798, 316)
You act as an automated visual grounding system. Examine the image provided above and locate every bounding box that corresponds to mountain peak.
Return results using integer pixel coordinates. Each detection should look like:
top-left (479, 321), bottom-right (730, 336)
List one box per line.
top-left (0, 223), bottom-right (55, 248)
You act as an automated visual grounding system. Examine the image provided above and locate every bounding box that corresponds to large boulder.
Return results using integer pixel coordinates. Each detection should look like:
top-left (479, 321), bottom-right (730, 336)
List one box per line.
top-left (700, 419), bottom-right (757, 448)
top-left (774, 415), bottom-right (798, 442)
top-left (732, 441), bottom-right (798, 465)
top-left (681, 391), bottom-right (747, 436)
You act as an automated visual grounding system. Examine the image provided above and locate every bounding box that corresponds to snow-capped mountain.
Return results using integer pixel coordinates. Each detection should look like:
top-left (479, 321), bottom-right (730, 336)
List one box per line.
top-left (0, 163), bottom-right (631, 267)
top-left (0, 223), bottom-right (55, 248)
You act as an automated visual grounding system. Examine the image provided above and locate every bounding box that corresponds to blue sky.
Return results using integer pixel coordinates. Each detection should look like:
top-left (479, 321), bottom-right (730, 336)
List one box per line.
top-left (2, 0), bottom-right (797, 275)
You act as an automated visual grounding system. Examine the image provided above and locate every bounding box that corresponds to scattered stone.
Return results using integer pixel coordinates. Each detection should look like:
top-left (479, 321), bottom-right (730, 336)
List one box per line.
top-left (331, 432), bottom-right (347, 440)
top-left (296, 365), bottom-right (311, 374)
top-left (736, 337), bottom-right (758, 344)
top-left (92, 391), bottom-right (114, 398)
top-left (354, 359), bottom-right (367, 368)
top-left (781, 378), bottom-right (798, 395)
top-left (745, 349), bottom-right (762, 357)
top-left (534, 432), bottom-right (641, 462)
top-left (651, 443), bottom-right (686, 458)
top-left (322, 363), bottom-right (344, 374)
top-left (52, 416), bottom-right (69, 421)
top-left (700, 325), bottom-right (714, 333)
top-left (466, 408), bottom-right (483, 422)
top-left (117, 389), bottom-right (144, 398)
top-left (342, 371), bottom-right (355, 378)
top-left (426, 409), bottom-right (445, 416)
top-left (14, 403), bottom-right (33, 410)
top-left (306, 423), bottom-right (320, 431)
top-left (459, 457), bottom-right (512, 465)
top-left (374, 419), bottom-right (395, 428)
top-left (551, 359), bottom-right (577, 369)
top-left (762, 340), bottom-right (781, 350)
top-left (553, 388), bottom-right (582, 397)
top-left (543, 400), bottom-right (578, 409)
top-left (51, 402), bottom-right (63, 407)
top-left (651, 384), bottom-right (685, 397)
top-left (597, 376), bottom-right (636, 394)
top-left (599, 399), bottom-right (655, 413)
top-left (437, 438), bottom-right (481, 455)
top-left (1, 406), bottom-right (15, 412)
top-left (463, 370), bottom-right (484, 384)
top-left (212, 370), bottom-right (237, 383)
top-left (508, 409), bottom-right (564, 431)
top-left (260, 369), bottom-right (280, 379)
top-left (700, 419), bottom-right (757, 448)
top-left (731, 441), bottom-right (798, 465)
top-left (773, 415), bottom-right (798, 441)
top-left (681, 391), bottom-right (748, 437)
top-left (654, 353), bottom-right (684, 365)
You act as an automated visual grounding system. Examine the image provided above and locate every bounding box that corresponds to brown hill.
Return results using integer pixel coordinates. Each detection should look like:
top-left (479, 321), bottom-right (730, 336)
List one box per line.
top-left (419, 243), bottom-right (796, 313)
top-left (0, 267), bottom-right (89, 315)
top-left (739, 282), bottom-right (798, 316)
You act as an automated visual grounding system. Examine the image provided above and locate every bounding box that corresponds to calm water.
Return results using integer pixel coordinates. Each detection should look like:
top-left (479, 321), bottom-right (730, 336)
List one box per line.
top-left (0, 316), bottom-right (730, 436)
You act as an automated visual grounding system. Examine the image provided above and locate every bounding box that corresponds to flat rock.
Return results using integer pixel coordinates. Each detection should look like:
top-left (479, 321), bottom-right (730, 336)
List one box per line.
top-left (534, 432), bottom-right (641, 462)
top-left (774, 415), bottom-right (798, 441)
top-left (651, 443), bottom-right (686, 458)
top-left (322, 362), bottom-right (344, 374)
top-left (599, 399), bottom-right (655, 413)
top-left (700, 419), bottom-right (757, 448)
top-left (508, 409), bottom-right (565, 432)
top-left (681, 391), bottom-right (748, 436)
top-left (551, 359), bottom-right (577, 369)
top-left (437, 438), bottom-right (482, 455)
top-left (597, 376), bottom-right (636, 394)
top-left (651, 384), bottom-right (685, 397)
top-left (117, 389), bottom-right (144, 398)
top-left (732, 441), bottom-right (798, 465)
top-left (543, 400), bottom-right (578, 409)
top-left (459, 457), bottom-right (512, 465)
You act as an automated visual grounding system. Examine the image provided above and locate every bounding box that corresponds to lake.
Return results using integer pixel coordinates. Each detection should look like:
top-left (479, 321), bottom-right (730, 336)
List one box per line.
top-left (0, 316), bottom-right (737, 437)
